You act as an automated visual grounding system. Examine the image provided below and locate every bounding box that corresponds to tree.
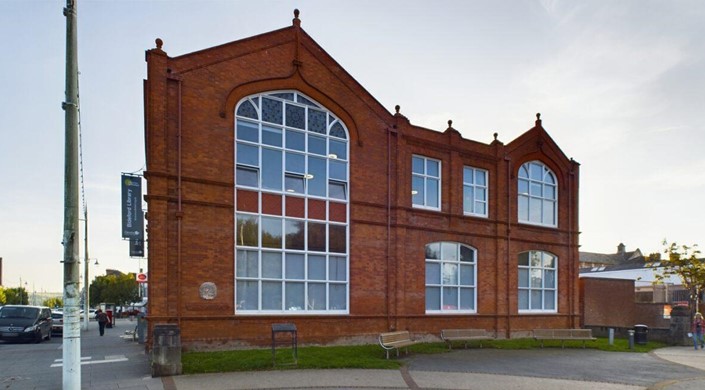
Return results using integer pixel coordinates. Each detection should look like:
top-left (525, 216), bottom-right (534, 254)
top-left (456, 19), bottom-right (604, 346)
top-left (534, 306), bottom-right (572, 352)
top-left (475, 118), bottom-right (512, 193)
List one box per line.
top-left (89, 273), bottom-right (139, 308)
top-left (4, 287), bottom-right (29, 305)
top-left (0, 287), bottom-right (6, 305)
top-left (656, 241), bottom-right (705, 314)
top-left (43, 297), bottom-right (63, 309)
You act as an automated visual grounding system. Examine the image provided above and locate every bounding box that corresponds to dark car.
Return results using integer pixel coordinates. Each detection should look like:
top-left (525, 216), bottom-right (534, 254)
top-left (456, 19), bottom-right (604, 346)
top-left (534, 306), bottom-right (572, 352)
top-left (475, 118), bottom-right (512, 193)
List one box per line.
top-left (51, 311), bottom-right (63, 335)
top-left (0, 305), bottom-right (52, 343)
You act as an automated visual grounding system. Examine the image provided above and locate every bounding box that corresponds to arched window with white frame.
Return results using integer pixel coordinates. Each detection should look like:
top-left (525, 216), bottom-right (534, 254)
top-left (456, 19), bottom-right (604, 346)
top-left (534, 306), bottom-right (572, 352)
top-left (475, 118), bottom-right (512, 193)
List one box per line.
top-left (518, 250), bottom-right (557, 313)
top-left (518, 161), bottom-right (557, 227)
top-left (234, 91), bottom-right (349, 314)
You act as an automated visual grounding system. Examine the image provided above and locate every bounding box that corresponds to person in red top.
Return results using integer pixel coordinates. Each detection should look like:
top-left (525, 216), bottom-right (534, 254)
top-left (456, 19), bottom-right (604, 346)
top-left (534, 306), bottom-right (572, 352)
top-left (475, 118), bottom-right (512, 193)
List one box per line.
top-left (691, 312), bottom-right (704, 350)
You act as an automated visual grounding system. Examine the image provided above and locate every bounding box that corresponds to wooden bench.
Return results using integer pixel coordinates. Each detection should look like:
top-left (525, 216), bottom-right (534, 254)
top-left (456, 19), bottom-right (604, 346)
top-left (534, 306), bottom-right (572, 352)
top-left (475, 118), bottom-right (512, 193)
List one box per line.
top-left (378, 330), bottom-right (419, 359)
top-left (533, 329), bottom-right (596, 348)
top-left (440, 329), bottom-right (494, 350)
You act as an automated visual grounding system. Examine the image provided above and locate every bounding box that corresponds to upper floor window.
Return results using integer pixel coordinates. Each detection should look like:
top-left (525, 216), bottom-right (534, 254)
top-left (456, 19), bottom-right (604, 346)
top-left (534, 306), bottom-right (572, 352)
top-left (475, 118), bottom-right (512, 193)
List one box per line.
top-left (518, 251), bottom-right (557, 313)
top-left (412, 155), bottom-right (441, 210)
top-left (463, 166), bottom-right (488, 217)
top-left (518, 161), bottom-right (556, 227)
top-left (425, 242), bottom-right (477, 313)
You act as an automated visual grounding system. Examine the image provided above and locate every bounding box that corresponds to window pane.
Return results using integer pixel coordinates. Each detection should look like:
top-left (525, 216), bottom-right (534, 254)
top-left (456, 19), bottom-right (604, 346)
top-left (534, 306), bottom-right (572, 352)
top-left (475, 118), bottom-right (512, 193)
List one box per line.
top-left (262, 149), bottom-right (282, 191)
top-left (412, 156), bottom-right (424, 174)
top-left (544, 171), bottom-right (556, 185)
top-left (544, 270), bottom-right (556, 288)
top-left (426, 287), bottom-right (440, 310)
top-left (477, 187), bottom-right (486, 201)
top-left (328, 182), bottom-right (346, 200)
top-left (543, 200), bottom-right (555, 225)
top-left (463, 186), bottom-right (474, 213)
top-left (308, 156), bottom-right (326, 197)
top-left (236, 214), bottom-right (258, 246)
top-left (309, 135), bottom-right (326, 155)
top-left (459, 246), bottom-right (474, 263)
top-left (442, 263), bottom-right (458, 285)
top-left (460, 288), bottom-right (474, 310)
top-left (285, 152), bottom-right (305, 173)
top-left (262, 252), bottom-right (282, 278)
top-left (329, 160), bottom-right (347, 181)
top-left (308, 255), bottom-right (326, 280)
top-left (476, 170), bottom-right (486, 186)
top-left (237, 143), bottom-right (259, 166)
top-left (262, 282), bottom-right (282, 310)
top-left (329, 256), bottom-right (346, 281)
top-left (262, 126), bottom-right (282, 147)
top-left (427, 160), bottom-right (439, 177)
top-left (308, 222), bottom-right (326, 252)
top-left (545, 290), bottom-right (556, 310)
top-left (518, 268), bottom-right (529, 288)
top-left (329, 122), bottom-right (346, 139)
top-left (530, 252), bottom-right (542, 267)
top-left (284, 219), bottom-right (305, 250)
top-left (236, 281), bottom-right (258, 310)
top-left (442, 287), bottom-right (458, 310)
top-left (463, 167), bottom-right (472, 183)
top-left (271, 92), bottom-right (294, 101)
top-left (476, 202), bottom-right (486, 215)
top-left (285, 253), bottom-right (305, 279)
top-left (285, 174), bottom-right (304, 194)
top-left (530, 163), bottom-right (542, 180)
top-left (285, 282), bottom-right (304, 310)
top-left (329, 224), bottom-right (346, 253)
top-left (427, 178), bottom-right (439, 208)
top-left (460, 264), bottom-right (474, 286)
top-left (236, 166), bottom-right (258, 187)
top-left (329, 284), bottom-right (346, 310)
top-left (545, 184), bottom-right (556, 200)
top-left (531, 290), bottom-right (542, 310)
top-left (285, 103), bottom-right (305, 129)
top-left (308, 109), bottom-right (327, 134)
top-left (329, 140), bottom-right (347, 160)
top-left (529, 198), bottom-right (542, 223)
top-left (262, 97), bottom-right (282, 124)
top-left (286, 130), bottom-right (305, 151)
top-left (518, 165), bottom-right (529, 178)
top-left (425, 263), bottom-right (440, 284)
top-left (518, 252), bottom-right (530, 266)
top-left (236, 250), bottom-right (258, 277)
top-left (518, 290), bottom-right (529, 310)
top-left (426, 243), bottom-right (441, 260)
top-left (531, 268), bottom-right (542, 288)
top-left (236, 120), bottom-right (258, 142)
top-left (412, 176), bottom-right (424, 205)
top-left (441, 242), bottom-right (458, 261)
top-left (543, 254), bottom-right (556, 268)
top-left (261, 217), bottom-right (282, 248)
top-left (307, 283), bottom-right (326, 310)
top-left (237, 101), bottom-right (258, 120)
top-left (518, 179), bottom-right (529, 195)
top-left (530, 182), bottom-right (542, 197)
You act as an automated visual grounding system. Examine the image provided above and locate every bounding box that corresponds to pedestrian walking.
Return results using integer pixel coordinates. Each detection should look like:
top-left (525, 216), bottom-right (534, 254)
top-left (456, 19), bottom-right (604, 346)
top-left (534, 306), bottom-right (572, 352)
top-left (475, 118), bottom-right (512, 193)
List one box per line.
top-left (96, 309), bottom-right (109, 336)
top-left (691, 312), bottom-right (704, 350)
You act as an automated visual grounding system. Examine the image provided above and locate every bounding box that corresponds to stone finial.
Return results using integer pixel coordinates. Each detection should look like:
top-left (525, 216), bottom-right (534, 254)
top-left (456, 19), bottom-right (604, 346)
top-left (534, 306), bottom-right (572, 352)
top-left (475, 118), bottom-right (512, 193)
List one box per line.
top-left (395, 105), bottom-right (400, 114)
top-left (493, 132), bottom-right (498, 141)
top-left (535, 112), bottom-right (542, 126)
top-left (293, 9), bottom-right (301, 26)
top-left (155, 38), bottom-right (163, 50)
top-left (447, 120), bottom-right (453, 129)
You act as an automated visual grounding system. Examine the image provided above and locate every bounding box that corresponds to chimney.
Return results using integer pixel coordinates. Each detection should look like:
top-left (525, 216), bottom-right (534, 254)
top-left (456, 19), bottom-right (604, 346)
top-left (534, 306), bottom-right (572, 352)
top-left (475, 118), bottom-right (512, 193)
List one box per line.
top-left (617, 243), bottom-right (626, 256)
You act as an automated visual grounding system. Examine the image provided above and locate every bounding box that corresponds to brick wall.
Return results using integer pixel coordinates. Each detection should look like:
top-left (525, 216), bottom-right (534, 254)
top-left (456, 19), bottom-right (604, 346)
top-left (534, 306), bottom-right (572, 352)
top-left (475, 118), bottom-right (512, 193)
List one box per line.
top-left (144, 19), bottom-right (580, 349)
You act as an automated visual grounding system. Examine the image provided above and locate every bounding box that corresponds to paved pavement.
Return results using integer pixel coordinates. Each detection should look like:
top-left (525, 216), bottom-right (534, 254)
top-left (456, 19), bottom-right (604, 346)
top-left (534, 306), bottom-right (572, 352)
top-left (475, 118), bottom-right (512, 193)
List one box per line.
top-left (5, 319), bottom-right (705, 389)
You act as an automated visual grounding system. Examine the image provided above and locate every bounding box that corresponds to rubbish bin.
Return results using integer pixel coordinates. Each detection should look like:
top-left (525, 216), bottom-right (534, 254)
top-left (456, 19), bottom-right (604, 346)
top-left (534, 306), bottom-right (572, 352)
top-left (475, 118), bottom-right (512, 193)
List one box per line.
top-left (634, 324), bottom-right (648, 345)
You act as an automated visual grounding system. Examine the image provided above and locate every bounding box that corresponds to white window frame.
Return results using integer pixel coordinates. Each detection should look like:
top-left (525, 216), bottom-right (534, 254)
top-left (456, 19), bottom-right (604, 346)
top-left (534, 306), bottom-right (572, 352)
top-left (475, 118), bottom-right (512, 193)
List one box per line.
top-left (518, 250), bottom-right (557, 313)
top-left (463, 166), bottom-right (488, 218)
top-left (234, 91), bottom-right (349, 315)
top-left (412, 155), bottom-right (441, 210)
top-left (425, 242), bottom-right (477, 314)
top-left (518, 161), bottom-right (557, 227)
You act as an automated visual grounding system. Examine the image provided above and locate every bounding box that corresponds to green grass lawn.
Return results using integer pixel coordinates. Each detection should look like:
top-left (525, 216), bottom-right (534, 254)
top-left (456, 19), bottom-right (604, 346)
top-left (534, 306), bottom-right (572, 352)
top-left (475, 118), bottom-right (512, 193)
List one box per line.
top-left (182, 337), bottom-right (667, 374)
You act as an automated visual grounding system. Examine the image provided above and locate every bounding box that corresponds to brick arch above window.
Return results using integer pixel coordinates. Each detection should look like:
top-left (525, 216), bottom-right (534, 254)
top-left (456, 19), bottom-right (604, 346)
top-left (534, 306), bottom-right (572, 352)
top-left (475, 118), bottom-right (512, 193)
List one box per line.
top-left (221, 76), bottom-right (362, 146)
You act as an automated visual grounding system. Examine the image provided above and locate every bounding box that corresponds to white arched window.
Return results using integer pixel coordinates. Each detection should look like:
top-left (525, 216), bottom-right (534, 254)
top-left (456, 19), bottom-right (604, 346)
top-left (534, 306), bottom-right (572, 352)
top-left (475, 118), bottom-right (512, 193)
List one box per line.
top-left (234, 91), bottom-right (349, 314)
top-left (425, 242), bottom-right (477, 313)
top-left (518, 251), bottom-right (557, 313)
top-left (518, 161), bottom-right (557, 227)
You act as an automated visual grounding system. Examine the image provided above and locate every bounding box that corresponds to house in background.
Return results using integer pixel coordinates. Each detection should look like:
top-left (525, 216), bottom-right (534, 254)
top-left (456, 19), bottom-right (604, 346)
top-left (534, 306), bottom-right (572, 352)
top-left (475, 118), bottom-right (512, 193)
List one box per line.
top-left (143, 10), bottom-right (580, 349)
top-left (580, 243), bottom-right (644, 270)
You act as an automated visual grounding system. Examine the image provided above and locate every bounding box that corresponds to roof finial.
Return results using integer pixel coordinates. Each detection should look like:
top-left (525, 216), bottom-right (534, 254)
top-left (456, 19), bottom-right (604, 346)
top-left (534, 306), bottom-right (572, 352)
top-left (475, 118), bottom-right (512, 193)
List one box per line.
top-left (493, 132), bottom-right (498, 141)
top-left (395, 105), bottom-right (400, 114)
top-left (293, 9), bottom-right (301, 27)
top-left (535, 112), bottom-right (542, 126)
top-left (155, 38), bottom-right (163, 50)
top-left (447, 120), bottom-right (453, 129)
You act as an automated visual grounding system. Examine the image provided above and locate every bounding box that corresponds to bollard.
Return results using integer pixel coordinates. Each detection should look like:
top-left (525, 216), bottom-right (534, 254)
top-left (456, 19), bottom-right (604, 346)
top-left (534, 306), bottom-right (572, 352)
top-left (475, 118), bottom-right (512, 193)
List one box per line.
top-left (151, 324), bottom-right (182, 377)
top-left (628, 329), bottom-right (635, 350)
top-left (608, 328), bottom-right (614, 345)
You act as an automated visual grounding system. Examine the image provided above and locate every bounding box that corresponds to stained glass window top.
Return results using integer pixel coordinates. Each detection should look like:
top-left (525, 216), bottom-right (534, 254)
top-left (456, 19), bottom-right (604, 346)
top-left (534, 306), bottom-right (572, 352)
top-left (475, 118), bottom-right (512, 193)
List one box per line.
top-left (237, 100), bottom-right (258, 120)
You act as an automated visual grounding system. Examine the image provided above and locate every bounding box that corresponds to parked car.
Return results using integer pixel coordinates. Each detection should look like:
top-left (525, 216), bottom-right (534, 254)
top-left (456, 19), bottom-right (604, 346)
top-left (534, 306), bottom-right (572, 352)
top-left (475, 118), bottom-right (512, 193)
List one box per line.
top-left (0, 305), bottom-right (52, 343)
top-left (51, 311), bottom-right (63, 335)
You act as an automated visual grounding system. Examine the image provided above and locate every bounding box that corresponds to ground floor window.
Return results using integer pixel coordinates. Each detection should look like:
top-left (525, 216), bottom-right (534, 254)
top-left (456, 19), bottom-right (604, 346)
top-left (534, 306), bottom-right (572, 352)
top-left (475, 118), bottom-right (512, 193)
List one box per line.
top-left (425, 242), bottom-right (477, 313)
top-left (518, 250), bottom-right (557, 312)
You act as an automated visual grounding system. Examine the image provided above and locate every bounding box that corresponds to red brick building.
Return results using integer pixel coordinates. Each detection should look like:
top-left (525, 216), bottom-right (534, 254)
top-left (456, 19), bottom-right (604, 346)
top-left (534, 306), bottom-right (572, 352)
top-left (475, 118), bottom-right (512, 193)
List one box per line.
top-left (143, 11), bottom-right (580, 349)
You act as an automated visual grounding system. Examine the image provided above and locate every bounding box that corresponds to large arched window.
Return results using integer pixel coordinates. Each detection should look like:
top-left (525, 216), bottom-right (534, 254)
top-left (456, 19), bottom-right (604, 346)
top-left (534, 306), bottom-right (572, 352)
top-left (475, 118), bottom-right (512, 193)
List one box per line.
top-left (518, 161), bottom-right (557, 227)
top-left (425, 242), bottom-right (477, 313)
top-left (518, 251), bottom-right (557, 313)
top-left (234, 91), bottom-right (349, 314)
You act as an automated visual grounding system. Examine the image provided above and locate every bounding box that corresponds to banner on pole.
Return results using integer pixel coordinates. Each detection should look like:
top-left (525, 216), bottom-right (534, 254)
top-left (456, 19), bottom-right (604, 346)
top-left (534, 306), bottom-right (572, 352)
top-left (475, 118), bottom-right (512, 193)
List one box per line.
top-left (129, 239), bottom-right (144, 257)
top-left (121, 174), bottom-right (144, 239)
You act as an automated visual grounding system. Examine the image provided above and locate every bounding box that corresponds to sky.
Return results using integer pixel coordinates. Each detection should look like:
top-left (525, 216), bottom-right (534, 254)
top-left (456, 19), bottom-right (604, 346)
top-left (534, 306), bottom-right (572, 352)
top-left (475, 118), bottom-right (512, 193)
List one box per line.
top-left (1, 0), bottom-right (704, 293)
